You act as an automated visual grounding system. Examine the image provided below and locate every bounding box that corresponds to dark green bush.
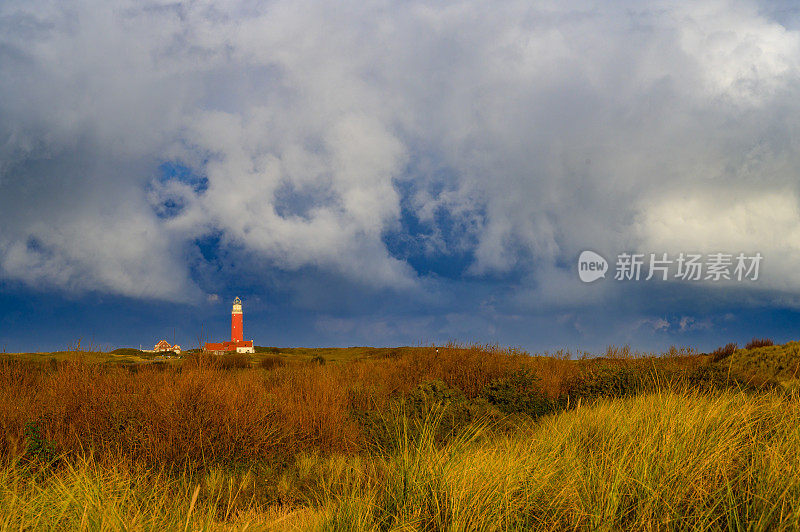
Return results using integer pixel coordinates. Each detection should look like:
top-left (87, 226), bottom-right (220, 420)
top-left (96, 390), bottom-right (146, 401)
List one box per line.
top-left (685, 364), bottom-right (730, 391)
top-left (483, 370), bottom-right (557, 419)
top-left (566, 364), bottom-right (650, 402)
top-left (407, 380), bottom-right (464, 411)
top-left (23, 421), bottom-right (57, 465)
top-left (407, 380), bottom-right (493, 443)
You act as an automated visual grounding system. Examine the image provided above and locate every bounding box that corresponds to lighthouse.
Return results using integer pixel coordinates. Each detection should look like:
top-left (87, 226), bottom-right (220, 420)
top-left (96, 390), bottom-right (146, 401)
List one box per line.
top-left (203, 296), bottom-right (255, 354)
top-left (231, 296), bottom-right (243, 342)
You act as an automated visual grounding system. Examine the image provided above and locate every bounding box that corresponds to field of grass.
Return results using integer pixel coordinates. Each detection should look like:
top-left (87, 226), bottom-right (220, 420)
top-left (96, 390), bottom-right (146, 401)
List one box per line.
top-left (253, 346), bottom-right (418, 364)
top-left (0, 342), bottom-right (798, 530)
top-left (1, 345), bottom-right (420, 369)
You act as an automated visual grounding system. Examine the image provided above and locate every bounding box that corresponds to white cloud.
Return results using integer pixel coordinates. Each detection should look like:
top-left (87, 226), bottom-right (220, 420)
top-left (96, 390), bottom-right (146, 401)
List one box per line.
top-left (679, 316), bottom-right (712, 332)
top-left (675, 0), bottom-right (800, 104)
top-left (636, 188), bottom-right (800, 290)
top-left (1, 0), bottom-right (800, 310)
top-left (636, 317), bottom-right (671, 332)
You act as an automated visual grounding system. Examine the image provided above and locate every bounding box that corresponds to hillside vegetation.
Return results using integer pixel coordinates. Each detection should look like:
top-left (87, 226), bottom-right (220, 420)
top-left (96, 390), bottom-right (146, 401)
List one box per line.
top-left (715, 340), bottom-right (800, 386)
top-left (0, 341), bottom-right (798, 530)
top-left (2, 345), bottom-right (420, 368)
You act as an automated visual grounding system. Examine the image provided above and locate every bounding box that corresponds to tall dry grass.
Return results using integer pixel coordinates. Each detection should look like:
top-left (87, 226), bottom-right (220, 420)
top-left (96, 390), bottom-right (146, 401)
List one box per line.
top-left (0, 345), bottom-right (556, 466)
top-left (319, 389), bottom-right (800, 530)
top-left (0, 344), bottom-right (717, 469)
top-left (0, 343), bottom-right (797, 529)
top-left (7, 389), bottom-right (798, 530)
top-left (0, 453), bottom-right (324, 530)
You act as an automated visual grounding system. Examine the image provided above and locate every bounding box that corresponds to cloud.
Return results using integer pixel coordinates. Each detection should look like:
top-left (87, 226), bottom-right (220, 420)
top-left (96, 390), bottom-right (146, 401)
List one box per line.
top-left (679, 316), bottom-right (712, 332)
top-left (636, 317), bottom-right (671, 333)
top-left (1, 0), bottom-right (800, 321)
top-left (636, 188), bottom-right (800, 291)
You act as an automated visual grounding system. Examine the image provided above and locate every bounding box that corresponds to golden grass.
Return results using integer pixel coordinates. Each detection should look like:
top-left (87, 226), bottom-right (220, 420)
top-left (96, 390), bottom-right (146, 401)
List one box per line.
top-left (0, 454), bottom-right (328, 531)
top-left (723, 341), bottom-right (800, 384)
top-left (4, 388), bottom-right (796, 530)
top-left (3, 342), bottom-right (798, 529)
top-left (318, 389), bottom-right (800, 530)
top-left (0, 343), bottom-right (719, 467)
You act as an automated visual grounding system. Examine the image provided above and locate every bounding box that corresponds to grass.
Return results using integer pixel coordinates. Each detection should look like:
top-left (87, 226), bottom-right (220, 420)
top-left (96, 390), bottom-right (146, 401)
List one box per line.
top-left (1, 345), bottom-right (423, 370)
top-left (0, 455), bottom-right (323, 530)
top-left (1, 341), bottom-right (799, 529)
top-left (2, 389), bottom-right (799, 530)
top-left (253, 346), bottom-right (417, 364)
top-left (718, 340), bottom-right (800, 386)
top-left (319, 390), bottom-right (800, 530)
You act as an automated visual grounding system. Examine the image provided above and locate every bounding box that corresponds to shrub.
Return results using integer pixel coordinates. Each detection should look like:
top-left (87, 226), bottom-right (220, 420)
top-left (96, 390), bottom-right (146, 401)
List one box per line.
top-left (181, 352), bottom-right (219, 369)
top-left (398, 344), bottom-right (531, 398)
top-left (310, 355), bottom-right (326, 365)
top-left (746, 338), bottom-right (774, 349)
top-left (383, 348), bottom-right (401, 359)
top-left (408, 380), bottom-right (466, 413)
top-left (565, 363), bottom-right (650, 402)
top-left (219, 353), bottom-right (251, 370)
top-left (147, 361), bottom-right (169, 371)
top-left (484, 370), bottom-right (557, 419)
top-left (258, 355), bottom-right (285, 370)
top-left (685, 364), bottom-right (730, 391)
top-left (22, 421), bottom-right (57, 465)
top-left (181, 352), bottom-right (250, 370)
top-left (358, 380), bottom-right (495, 452)
top-left (711, 343), bottom-right (738, 362)
top-left (110, 348), bottom-right (144, 356)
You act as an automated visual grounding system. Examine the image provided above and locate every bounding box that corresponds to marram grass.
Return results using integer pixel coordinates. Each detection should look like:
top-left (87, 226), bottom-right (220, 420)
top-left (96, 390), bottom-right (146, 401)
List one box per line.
top-left (318, 390), bottom-right (800, 531)
top-left (2, 389), bottom-right (799, 531)
top-left (0, 456), bottom-right (322, 531)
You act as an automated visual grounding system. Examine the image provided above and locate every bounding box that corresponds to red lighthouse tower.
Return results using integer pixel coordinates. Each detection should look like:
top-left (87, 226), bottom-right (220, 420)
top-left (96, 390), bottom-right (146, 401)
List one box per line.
top-left (231, 296), bottom-right (243, 342)
top-left (203, 296), bottom-right (254, 354)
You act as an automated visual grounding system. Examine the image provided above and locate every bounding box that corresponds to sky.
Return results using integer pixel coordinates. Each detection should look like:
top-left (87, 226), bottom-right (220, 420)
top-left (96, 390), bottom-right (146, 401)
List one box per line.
top-left (2, 0), bottom-right (800, 354)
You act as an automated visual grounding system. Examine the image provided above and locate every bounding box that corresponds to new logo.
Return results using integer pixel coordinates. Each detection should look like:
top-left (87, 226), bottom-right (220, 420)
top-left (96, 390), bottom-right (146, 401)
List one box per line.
top-left (578, 250), bottom-right (608, 283)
